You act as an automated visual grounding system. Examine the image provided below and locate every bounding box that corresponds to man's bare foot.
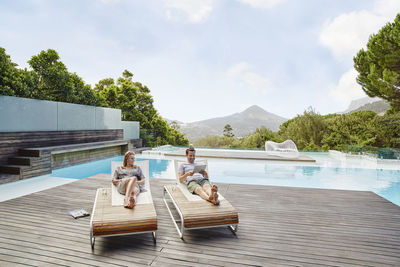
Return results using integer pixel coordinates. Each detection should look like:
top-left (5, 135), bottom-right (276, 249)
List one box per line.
top-left (211, 185), bottom-right (219, 205)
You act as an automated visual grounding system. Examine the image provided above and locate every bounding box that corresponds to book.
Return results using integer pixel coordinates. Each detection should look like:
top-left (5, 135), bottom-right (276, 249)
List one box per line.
top-left (68, 209), bottom-right (90, 219)
top-left (193, 164), bottom-right (206, 173)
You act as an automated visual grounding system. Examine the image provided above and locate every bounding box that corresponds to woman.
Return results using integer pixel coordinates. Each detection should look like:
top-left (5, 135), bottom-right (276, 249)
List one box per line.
top-left (112, 151), bottom-right (145, 209)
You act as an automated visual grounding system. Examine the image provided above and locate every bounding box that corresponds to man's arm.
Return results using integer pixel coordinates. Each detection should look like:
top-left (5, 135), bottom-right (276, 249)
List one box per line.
top-left (199, 170), bottom-right (208, 178)
top-left (178, 171), bottom-right (193, 183)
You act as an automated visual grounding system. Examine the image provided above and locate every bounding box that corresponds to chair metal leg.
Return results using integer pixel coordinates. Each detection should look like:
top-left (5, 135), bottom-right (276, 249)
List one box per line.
top-left (163, 186), bottom-right (185, 239)
top-left (228, 224), bottom-right (238, 235)
top-left (152, 231), bottom-right (156, 243)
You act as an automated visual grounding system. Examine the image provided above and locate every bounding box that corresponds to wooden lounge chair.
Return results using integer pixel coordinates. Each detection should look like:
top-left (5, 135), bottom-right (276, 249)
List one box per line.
top-left (89, 160), bottom-right (157, 249)
top-left (163, 159), bottom-right (238, 239)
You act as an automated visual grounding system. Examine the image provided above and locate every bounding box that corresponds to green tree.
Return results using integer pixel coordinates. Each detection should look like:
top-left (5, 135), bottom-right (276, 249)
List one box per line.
top-left (28, 49), bottom-right (98, 105)
top-left (223, 124), bottom-right (234, 137)
top-left (354, 14), bottom-right (400, 112)
top-left (279, 107), bottom-right (326, 150)
top-left (373, 112), bottom-right (400, 148)
top-left (0, 47), bottom-right (37, 97)
top-left (170, 121), bottom-right (180, 130)
top-left (321, 111), bottom-right (377, 150)
top-left (95, 70), bottom-right (189, 147)
top-left (241, 126), bottom-right (281, 148)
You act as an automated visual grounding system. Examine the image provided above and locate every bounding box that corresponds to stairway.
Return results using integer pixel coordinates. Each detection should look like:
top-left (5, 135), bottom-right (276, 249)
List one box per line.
top-left (0, 149), bottom-right (50, 181)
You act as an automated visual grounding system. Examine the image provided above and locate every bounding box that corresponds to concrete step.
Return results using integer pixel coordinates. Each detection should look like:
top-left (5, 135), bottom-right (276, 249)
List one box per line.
top-left (8, 156), bottom-right (32, 166)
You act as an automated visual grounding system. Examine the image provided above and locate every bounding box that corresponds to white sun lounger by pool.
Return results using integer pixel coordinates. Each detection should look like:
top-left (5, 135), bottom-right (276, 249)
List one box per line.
top-left (89, 160), bottom-right (157, 249)
top-left (163, 159), bottom-right (238, 239)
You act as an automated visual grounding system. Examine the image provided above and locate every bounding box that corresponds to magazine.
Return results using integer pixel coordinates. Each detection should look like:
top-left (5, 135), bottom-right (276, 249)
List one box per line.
top-left (68, 209), bottom-right (90, 219)
top-left (193, 164), bottom-right (206, 173)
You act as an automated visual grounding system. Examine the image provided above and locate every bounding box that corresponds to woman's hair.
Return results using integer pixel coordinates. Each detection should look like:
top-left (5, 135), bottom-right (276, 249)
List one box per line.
top-left (122, 151), bottom-right (135, 167)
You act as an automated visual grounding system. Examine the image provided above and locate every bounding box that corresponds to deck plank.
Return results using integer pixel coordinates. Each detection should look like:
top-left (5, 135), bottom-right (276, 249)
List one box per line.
top-left (0, 174), bottom-right (399, 266)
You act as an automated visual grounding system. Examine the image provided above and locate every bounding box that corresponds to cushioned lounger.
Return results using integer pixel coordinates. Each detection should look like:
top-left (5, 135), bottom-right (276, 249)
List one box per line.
top-left (89, 160), bottom-right (157, 249)
top-left (163, 160), bottom-right (238, 239)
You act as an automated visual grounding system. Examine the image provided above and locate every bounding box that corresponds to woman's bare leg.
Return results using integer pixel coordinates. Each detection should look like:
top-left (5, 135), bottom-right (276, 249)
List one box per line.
top-left (124, 177), bottom-right (138, 209)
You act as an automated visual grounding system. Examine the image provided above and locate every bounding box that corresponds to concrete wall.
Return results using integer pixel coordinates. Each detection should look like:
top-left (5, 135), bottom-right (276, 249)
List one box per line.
top-left (0, 95), bottom-right (139, 139)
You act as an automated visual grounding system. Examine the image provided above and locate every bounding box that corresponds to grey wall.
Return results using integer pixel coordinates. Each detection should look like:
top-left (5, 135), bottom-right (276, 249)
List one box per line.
top-left (0, 95), bottom-right (139, 139)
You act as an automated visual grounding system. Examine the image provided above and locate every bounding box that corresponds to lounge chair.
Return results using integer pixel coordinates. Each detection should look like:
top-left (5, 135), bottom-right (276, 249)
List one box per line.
top-left (89, 160), bottom-right (157, 249)
top-left (163, 159), bottom-right (238, 239)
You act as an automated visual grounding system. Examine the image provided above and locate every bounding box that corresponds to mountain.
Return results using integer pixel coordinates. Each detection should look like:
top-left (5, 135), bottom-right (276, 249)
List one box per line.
top-left (349, 100), bottom-right (390, 115)
top-left (339, 96), bottom-right (389, 115)
top-left (169, 105), bottom-right (288, 141)
top-left (341, 96), bottom-right (381, 113)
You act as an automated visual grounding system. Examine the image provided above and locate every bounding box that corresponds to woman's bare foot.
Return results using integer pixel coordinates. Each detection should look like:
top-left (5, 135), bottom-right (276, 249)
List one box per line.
top-left (124, 196), bottom-right (130, 208)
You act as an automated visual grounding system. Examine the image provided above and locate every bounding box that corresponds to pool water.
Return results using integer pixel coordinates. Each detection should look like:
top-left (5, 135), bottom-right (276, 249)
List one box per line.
top-left (49, 154), bottom-right (400, 207)
top-left (51, 156), bottom-right (171, 179)
top-left (1, 152), bottom-right (399, 206)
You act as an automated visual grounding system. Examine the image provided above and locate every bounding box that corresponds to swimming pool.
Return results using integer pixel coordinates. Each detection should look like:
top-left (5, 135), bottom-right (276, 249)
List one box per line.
top-left (1, 152), bottom-right (399, 206)
top-left (48, 153), bottom-right (400, 207)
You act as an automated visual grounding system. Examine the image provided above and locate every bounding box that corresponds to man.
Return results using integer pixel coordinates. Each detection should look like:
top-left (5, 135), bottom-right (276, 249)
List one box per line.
top-left (178, 147), bottom-right (219, 205)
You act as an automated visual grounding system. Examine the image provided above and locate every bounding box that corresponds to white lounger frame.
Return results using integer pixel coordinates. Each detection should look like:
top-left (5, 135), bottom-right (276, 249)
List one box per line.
top-left (162, 159), bottom-right (238, 239)
top-left (89, 160), bottom-right (156, 249)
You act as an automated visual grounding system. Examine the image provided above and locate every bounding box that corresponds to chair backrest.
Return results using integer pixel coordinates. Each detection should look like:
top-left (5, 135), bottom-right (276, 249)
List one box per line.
top-left (174, 159), bottom-right (208, 183)
top-left (111, 160), bottom-right (149, 179)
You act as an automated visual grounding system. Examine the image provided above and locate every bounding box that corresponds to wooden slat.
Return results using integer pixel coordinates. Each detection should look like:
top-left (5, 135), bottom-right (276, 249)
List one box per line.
top-left (165, 185), bottom-right (238, 228)
top-left (92, 188), bottom-right (157, 236)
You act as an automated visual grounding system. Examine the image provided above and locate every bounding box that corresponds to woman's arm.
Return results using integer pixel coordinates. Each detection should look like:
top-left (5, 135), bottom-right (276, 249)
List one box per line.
top-left (112, 168), bottom-right (120, 185)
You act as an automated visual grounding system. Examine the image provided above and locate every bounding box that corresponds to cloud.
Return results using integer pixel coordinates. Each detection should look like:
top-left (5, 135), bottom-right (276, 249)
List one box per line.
top-left (237, 0), bottom-right (286, 9)
top-left (164, 0), bottom-right (214, 23)
top-left (319, 0), bottom-right (400, 60)
top-left (227, 62), bottom-right (273, 95)
top-left (319, 11), bottom-right (384, 59)
top-left (330, 68), bottom-right (366, 103)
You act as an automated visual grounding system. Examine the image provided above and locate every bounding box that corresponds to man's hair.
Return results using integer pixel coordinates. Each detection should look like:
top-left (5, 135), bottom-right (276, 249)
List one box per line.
top-left (186, 147), bottom-right (195, 155)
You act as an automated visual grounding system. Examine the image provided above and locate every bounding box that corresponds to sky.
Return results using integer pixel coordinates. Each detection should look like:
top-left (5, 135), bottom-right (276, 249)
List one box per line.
top-left (1, 0), bottom-right (399, 122)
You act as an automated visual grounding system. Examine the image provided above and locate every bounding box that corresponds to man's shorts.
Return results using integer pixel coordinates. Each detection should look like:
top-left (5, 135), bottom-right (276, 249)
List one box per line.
top-left (187, 178), bottom-right (211, 194)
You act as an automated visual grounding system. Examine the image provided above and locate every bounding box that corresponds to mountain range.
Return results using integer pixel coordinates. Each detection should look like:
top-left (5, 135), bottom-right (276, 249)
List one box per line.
top-left (167, 105), bottom-right (287, 141)
top-left (166, 97), bottom-right (389, 142)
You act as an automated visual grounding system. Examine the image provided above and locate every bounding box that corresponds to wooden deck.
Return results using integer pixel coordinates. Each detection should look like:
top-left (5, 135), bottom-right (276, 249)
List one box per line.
top-left (0, 174), bottom-right (399, 266)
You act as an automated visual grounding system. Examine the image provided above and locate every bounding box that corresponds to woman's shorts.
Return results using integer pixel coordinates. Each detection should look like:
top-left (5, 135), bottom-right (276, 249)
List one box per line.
top-left (187, 178), bottom-right (210, 194)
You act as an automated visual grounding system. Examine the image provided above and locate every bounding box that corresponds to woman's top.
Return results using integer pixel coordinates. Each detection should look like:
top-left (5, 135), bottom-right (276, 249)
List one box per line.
top-left (113, 165), bottom-right (145, 191)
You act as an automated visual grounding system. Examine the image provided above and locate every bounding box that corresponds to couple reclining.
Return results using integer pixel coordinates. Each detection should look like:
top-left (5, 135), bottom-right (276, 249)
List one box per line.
top-left (112, 147), bottom-right (219, 209)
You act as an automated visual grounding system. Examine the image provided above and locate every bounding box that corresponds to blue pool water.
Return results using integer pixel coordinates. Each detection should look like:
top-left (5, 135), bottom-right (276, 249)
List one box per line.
top-left (50, 155), bottom-right (400, 207)
top-left (51, 156), bottom-right (170, 179)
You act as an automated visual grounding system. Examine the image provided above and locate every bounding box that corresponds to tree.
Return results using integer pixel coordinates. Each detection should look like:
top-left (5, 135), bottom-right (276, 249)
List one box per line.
top-left (223, 124), bottom-right (234, 137)
top-left (170, 121), bottom-right (180, 130)
top-left (279, 107), bottom-right (326, 150)
top-left (95, 70), bottom-right (189, 147)
top-left (28, 49), bottom-right (99, 105)
top-left (0, 47), bottom-right (37, 97)
top-left (354, 14), bottom-right (400, 112)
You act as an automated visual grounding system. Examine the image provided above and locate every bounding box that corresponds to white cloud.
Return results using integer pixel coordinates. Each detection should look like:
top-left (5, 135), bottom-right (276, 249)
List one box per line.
top-left (330, 68), bottom-right (366, 103)
top-left (227, 62), bottom-right (273, 95)
top-left (237, 0), bottom-right (286, 9)
top-left (164, 0), bottom-right (214, 23)
top-left (319, 0), bottom-right (400, 60)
